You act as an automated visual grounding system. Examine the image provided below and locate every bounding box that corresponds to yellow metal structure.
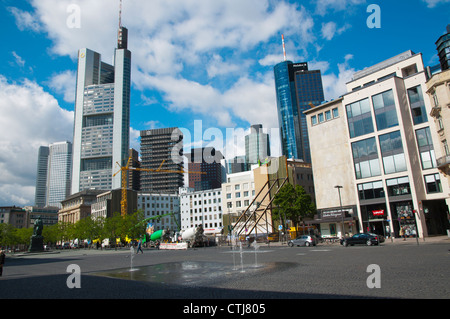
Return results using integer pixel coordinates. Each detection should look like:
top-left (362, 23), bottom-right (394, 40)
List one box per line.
top-left (113, 155), bottom-right (205, 216)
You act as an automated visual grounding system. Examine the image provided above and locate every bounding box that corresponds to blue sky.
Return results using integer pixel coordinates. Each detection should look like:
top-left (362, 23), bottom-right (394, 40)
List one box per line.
top-left (0, 0), bottom-right (449, 207)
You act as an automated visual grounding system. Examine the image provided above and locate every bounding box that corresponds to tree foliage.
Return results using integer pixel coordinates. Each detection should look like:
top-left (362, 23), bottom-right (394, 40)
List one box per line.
top-left (0, 210), bottom-right (146, 250)
top-left (273, 184), bottom-right (316, 228)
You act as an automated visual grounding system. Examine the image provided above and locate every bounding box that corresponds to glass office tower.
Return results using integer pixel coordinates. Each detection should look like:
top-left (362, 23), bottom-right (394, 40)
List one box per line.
top-left (435, 25), bottom-right (450, 71)
top-left (71, 26), bottom-right (131, 194)
top-left (46, 142), bottom-right (72, 208)
top-left (274, 61), bottom-right (324, 162)
top-left (245, 124), bottom-right (271, 165)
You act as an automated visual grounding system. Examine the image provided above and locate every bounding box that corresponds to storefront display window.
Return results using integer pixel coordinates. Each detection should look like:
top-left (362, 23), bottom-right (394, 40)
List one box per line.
top-left (391, 201), bottom-right (418, 238)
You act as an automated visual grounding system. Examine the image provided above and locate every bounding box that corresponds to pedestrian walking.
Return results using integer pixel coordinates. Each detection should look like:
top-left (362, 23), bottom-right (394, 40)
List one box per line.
top-left (137, 239), bottom-right (143, 254)
top-left (0, 248), bottom-right (5, 277)
top-left (400, 227), bottom-right (406, 241)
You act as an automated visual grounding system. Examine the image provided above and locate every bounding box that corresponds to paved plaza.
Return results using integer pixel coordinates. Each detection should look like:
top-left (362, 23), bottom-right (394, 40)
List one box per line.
top-left (1, 237), bottom-right (449, 302)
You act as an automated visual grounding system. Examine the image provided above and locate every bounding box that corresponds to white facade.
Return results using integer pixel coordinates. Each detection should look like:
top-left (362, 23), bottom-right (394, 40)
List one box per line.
top-left (71, 42), bottom-right (131, 194)
top-left (221, 170), bottom-right (256, 232)
top-left (179, 187), bottom-right (223, 235)
top-left (137, 192), bottom-right (180, 232)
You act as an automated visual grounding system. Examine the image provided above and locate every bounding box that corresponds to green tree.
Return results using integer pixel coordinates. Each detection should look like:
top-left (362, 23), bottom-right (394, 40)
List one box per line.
top-left (14, 227), bottom-right (33, 246)
top-left (273, 184), bottom-right (316, 229)
top-left (103, 212), bottom-right (123, 249)
top-left (0, 223), bottom-right (18, 248)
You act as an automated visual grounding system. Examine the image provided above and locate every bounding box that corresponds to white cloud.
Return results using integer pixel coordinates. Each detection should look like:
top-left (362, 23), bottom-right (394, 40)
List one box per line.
top-left (321, 54), bottom-right (356, 101)
top-left (322, 22), bottom-right (337, 40)
top-left (47, 70), bottom-right (76, 103)
top-left (0, 76), bottom-right (74, 206)
top-left (11, 51), bottom-right (25, 68)
top-left (8, 7), bottom-right (43, 32)
top-left (422, 0), bottom-right (450, 7)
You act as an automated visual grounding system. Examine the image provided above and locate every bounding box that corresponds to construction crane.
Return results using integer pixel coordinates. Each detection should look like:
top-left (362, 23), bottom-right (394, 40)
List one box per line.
top-left (113, 155), bottom-right (205, 216)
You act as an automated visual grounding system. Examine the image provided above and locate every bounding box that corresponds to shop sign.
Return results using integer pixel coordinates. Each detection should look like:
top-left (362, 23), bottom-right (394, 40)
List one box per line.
top-left (322, 211), bottom-right (344, 219)
top-left (372, 210), bottom-right (384, 216)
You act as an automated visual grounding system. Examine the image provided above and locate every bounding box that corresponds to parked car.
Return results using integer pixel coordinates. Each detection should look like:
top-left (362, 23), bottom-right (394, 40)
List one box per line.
top-left (288, 235), bottom-right (316, 247)
top-left (341, 233), bottom-right (384, 247)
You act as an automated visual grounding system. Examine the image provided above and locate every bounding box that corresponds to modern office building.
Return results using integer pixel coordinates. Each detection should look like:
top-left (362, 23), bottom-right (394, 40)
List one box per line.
top-left (140, 127), bottom-right (184, 193)
top-left (274, 61), bottom-right (325, 162)
top-left (34, 142), bottom-right (72, 208)
top-left (435, 25), bottom-right (450, 71)
top-left (226, 156), bottom-right (248, 174)
top-left (34, 146), bottom-right (49, 207)
top-left (71, 22), bottom-right (131, 194)
top-left (187, 147), bottom-right (223, 191)
top-left (245, 124), bottom-right (270, 165)
top-left (127, 148), bottom-right (141, 191)
top-left (305, 50), bottom-right (450, 239)
top-left (46, 141), bottom-right (72, 208)
top-left (179, 187), bottom-right (223, 235)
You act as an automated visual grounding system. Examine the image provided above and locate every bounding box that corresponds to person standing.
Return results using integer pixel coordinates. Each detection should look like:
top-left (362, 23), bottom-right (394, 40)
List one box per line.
top-left (0, 248), bottom-right (5, 277)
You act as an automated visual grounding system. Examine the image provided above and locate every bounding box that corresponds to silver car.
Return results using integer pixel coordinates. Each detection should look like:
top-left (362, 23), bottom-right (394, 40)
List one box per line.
top-left (288, 235), bottom-right (316, 247)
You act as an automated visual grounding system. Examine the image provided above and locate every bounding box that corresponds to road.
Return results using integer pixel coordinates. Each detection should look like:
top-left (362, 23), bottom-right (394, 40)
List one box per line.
top-left (1, 241), bottom-right (449, 301)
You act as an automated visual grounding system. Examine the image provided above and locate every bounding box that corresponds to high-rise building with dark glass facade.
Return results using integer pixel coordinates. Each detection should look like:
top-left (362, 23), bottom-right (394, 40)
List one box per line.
top-left (436, 25), bottom-right (450, 72)
top-left (274, 61), bottom-right (324, 162)
top-left (140, 127), bottom-right (184, 194)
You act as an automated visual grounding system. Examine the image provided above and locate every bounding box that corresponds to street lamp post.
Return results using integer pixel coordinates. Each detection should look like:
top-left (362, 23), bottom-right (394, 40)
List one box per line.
top-left (335, 185), bottom-right (345, 239)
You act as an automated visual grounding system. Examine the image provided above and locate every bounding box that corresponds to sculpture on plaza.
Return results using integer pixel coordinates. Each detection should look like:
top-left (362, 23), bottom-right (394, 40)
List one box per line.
top-left (29, 216), bottom-right (44, 252)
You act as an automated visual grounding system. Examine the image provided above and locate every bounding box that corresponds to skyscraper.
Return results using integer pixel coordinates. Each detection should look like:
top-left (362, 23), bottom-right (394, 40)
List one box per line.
top-left (245, 124), bottom-right (270, 165)
top-left (46, 142), bottom-right (72, 208)
top-left (34, 142), bottom-right (72, 208)
top-left (435, 25), bottom-right (450, 71)
top-left (274, 61), bottom-right (325, 162)
top-left (34, 146), bottom-right (49, 207)
top-left (140, 127), bottom-right (184, 194)
top-left (71, 22), bottom-right (131, 193)
top-left (188, 147), bottom-right (223, 191)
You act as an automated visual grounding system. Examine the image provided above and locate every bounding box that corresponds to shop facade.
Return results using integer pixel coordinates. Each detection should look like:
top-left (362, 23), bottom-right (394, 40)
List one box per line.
top-left (307, 206), bottom-right (359, 238)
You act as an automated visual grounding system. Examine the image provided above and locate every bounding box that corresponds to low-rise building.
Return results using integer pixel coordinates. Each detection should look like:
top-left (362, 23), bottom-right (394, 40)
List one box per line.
top-left (179, 187), bottom-right (223, 235)
top-left (137, 192), bottom-right (180, 233)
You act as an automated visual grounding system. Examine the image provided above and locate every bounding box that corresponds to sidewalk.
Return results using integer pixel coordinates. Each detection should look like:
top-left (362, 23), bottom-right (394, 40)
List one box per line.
top-left (383, 235), bottom-right (450, 245)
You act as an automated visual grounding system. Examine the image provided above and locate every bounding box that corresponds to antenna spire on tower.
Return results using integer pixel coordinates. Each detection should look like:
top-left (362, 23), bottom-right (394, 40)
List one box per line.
top-left (117, 0), bottom-right (128, 49)
top-left (119, 0), bottom-right (123, 28)
top-left (282, 34), bottom-right (287, 61)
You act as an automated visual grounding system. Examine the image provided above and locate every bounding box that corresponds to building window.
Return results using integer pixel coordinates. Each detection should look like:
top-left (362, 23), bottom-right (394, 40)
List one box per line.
top-left (325, 110), bottom-right (332, 121)
top-left (358, 181), bottom-right (385, 200)
top-left (416, 127), bottom-right (437, 170)
top-left (386, 176), bottom-right (411, 197)
top-left (346, 98), bottom-right (374, 138)
top-left (332, 108), bottom-right (339, 118)
top-left (352, 137), bottom-right (381, 179)
top-left (407, 85), bottom-right (428, 125)
top-left (379, 131), bottom-right (407, 174)
top-left (424, 173), bottom-right (442, 194)
top-left (311, 116), bottom-right (317, 126)
top-left (372, 90), bottom-right (398, 131)
top-left (318, 113), bottom-right (324, 123)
